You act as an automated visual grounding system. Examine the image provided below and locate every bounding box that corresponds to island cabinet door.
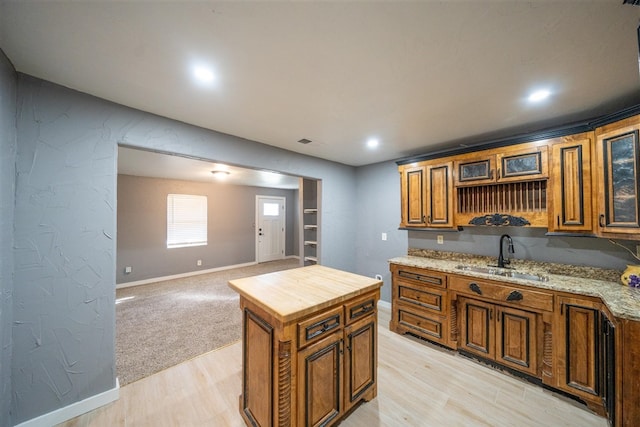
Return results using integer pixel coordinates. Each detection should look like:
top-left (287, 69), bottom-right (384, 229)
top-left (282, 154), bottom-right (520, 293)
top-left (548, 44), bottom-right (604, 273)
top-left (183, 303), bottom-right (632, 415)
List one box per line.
top-left (343, 314), bottom-right (377, 414)
top-left (297, 331), bottom-right (343, 427)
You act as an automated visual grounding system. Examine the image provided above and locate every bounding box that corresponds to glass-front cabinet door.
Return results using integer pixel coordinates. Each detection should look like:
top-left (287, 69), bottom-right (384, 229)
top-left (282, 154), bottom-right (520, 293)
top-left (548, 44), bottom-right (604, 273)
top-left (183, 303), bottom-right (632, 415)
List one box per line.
top-left (596, 116), bottom-right (640, 236)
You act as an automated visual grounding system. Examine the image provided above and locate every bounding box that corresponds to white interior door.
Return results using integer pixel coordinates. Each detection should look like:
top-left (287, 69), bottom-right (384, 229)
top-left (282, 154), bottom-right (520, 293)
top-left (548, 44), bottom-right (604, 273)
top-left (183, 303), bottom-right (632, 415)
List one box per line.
top-left (256, 196), bottom-right (285, 263)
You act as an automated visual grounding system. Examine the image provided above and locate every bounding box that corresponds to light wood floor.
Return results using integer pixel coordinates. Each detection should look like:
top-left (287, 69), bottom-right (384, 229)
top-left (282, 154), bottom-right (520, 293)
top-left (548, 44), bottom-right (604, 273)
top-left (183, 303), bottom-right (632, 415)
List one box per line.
top-left (59, 307), bottom-right (608, 427)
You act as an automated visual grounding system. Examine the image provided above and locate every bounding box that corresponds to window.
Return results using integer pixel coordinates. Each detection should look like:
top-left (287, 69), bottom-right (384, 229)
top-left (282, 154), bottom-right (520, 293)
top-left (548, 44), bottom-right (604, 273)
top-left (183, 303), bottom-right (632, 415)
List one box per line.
top-left (167, 194), bottom-right (207, 248)
top-left (263, 202), bottom-right (280, 216)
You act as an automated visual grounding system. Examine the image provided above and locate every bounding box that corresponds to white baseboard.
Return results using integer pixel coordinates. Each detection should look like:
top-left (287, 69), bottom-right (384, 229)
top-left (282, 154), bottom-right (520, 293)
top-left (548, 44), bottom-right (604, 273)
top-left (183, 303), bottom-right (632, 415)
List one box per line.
top-left (117, 256), bottom-right (302, 289)
top-left (15, 379), bottom-right (119, 427)
top-left (377, 300), bottom-right (391, 310)
top-left (116, 261), bottom-right (258, 289)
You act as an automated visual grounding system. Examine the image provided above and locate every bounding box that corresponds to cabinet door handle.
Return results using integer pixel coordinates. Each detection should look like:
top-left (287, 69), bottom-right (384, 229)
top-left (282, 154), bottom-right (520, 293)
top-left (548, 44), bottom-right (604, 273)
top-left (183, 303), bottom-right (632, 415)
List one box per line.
top-left (599, 214), bottom-right (606, 227)
top-left (489, 169), bottom-right (494, 180)
top-left (506, 290), bottom-right (523, 301)
top-left (557, 216), bottom-right (560, 227)
top-left (427, 215), bottom-right (432, 224)
top-left (469, 282), bottom-right (482, 295)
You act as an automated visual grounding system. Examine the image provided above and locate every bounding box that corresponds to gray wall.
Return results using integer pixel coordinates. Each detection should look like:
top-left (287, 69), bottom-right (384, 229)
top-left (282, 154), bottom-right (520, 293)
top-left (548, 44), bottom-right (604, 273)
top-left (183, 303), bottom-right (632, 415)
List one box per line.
top-left (117, 174), bottom-right (298, 284)
top-left (355, 161), bottom-right (407, 302)
top-left (351, 163), bottom-right (638, 297)
top-left (0, 49), bottom-right (16, 427)
top-left (10, 74), bottom-right (357, 424)
top-left (408, 227), bottom-right (636, 271)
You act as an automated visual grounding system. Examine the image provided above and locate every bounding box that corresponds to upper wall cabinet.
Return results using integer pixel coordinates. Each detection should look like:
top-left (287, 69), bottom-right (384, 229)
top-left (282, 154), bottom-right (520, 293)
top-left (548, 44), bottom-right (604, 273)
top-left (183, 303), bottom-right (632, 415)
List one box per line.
top-left (454, 144), bottom-right (549, 186)
top-left (548, 133), bottom-right (594, 234)
top-left (595, 115), bottom-right (640, 238)
top-left (399, 160), bottom-right (454, 229)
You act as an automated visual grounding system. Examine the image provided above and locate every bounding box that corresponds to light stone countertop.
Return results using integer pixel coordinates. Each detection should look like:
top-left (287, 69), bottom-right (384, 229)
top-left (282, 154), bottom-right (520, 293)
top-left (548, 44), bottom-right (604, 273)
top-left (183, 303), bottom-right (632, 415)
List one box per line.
top-left (389, 250), bottom-right (640, 321)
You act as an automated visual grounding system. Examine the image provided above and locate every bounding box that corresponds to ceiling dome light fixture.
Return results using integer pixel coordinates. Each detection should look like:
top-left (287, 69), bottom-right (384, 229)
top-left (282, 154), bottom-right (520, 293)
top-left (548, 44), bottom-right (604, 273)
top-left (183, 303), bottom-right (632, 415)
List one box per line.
top-left (367, 138), bottom-right (379, 149)
top-left (528, 89), bottom-right (551, 103)
top-left (211, 170), bottom-right (230, 179)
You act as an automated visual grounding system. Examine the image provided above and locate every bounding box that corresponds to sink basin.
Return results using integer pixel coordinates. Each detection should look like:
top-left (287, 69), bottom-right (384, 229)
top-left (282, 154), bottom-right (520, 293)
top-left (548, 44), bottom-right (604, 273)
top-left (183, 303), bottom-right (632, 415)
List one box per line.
top-left (455, 265), bottom-right (549, 282)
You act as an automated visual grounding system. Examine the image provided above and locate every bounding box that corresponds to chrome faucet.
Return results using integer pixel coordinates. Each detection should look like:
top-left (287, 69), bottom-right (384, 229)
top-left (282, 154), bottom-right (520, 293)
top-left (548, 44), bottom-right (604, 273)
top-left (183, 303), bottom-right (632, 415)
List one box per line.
top-left (497, 234), bottom-right (514, 268)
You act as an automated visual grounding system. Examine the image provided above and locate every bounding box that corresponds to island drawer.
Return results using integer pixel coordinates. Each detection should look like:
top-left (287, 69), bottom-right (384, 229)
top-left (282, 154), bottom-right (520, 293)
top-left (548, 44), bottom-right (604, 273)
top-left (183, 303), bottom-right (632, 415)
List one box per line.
top-left (344, 294), bottom-right (376, 325)
top-left (450, 275), bottom-right (553, 312)
top-left (298, 305), bottom-right (343, 349)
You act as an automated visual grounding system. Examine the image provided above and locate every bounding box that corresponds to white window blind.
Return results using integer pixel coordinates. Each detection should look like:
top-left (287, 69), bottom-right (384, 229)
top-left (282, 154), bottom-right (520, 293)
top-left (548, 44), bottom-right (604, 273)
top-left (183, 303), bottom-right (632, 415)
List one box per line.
top-left (167, 194), bottom-right (207, 248)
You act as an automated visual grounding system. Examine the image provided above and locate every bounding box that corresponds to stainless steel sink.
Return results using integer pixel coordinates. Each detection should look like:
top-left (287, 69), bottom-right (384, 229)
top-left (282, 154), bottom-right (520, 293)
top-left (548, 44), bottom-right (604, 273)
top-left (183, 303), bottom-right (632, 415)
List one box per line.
top-left (455, 265), bottom-right (549, 282)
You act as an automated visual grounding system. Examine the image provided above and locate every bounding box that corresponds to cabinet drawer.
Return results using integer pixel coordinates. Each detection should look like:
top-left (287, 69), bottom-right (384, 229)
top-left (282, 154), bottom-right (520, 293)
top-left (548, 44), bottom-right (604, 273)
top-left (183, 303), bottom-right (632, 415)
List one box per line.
top-left (298, 306), bottom-right (343, 349)
top-left (397, 282), bottom-right (447, 315)
top-left (344, 294), bottom-right (376, 325)
top-left (396, 303), bottom-right (449, 346)
top-left (394, 266), bottom-right (447, 288)
top-left (450, 275), bottom-right (553, 312)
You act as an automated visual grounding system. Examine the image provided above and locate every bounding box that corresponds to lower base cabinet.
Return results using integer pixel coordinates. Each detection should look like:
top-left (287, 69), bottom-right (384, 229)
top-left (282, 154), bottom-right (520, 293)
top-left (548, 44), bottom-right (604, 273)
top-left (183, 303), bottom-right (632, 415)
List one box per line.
top-left (459, 297), bottom-right (538, 377)
top-left (241, 290), bottom-right (379, 427)
top-left (390, 263), bottom-right (637, 427)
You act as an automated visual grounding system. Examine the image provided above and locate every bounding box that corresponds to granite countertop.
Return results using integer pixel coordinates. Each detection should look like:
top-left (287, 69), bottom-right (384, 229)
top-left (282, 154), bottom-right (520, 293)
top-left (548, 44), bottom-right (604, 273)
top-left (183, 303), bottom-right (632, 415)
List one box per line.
top-left (389, 249), bottom-right (640, 321)
top-left (228, 265), bottom-right (382, 323)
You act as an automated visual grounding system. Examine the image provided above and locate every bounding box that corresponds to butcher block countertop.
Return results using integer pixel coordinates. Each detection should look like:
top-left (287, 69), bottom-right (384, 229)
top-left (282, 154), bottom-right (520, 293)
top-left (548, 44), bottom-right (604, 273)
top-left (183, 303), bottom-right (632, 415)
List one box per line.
top-left (228, 265), bottom-right (382, 323)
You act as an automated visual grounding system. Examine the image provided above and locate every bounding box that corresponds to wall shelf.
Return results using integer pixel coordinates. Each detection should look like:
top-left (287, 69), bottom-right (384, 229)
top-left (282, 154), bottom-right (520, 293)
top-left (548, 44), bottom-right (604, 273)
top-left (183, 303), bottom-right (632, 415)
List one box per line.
top-left (300, 179), bottom-right (321, 266)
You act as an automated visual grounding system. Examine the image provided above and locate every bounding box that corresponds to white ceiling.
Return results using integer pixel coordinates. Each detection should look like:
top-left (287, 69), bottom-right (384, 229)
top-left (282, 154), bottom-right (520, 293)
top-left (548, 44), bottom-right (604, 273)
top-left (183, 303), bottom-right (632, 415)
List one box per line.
top-left (2, 1), bottom-right (640, 170)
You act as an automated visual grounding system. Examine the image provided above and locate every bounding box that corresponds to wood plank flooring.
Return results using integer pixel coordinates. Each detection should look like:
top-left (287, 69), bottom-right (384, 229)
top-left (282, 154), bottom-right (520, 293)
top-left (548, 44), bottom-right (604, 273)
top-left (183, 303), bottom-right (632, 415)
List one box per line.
top-left (59, 307), bottom-right (607, 427)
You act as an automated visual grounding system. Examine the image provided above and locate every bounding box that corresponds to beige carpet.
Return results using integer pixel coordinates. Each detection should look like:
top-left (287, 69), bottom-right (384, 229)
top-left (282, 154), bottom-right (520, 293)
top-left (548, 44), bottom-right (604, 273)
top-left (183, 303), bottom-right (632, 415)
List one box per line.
top-left (116, 258), bottom-right (300, 386)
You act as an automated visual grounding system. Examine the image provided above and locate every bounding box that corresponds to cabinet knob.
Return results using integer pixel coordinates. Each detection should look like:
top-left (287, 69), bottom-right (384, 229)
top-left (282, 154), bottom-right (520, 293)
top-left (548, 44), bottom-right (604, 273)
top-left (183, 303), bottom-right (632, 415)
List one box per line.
top-left (469, 283), bottom-right (482, 295)
top-left (506, 290), bottom-right (523, 301)
top-left (599, 214), bottom-right (606, 228)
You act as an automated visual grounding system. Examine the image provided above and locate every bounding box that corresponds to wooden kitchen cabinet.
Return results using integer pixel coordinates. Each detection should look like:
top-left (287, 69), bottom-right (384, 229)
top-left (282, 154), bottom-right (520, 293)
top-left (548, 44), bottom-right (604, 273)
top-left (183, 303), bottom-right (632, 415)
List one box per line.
top-left (554, 296), bottom-right (603, 410)
top-left (390, 264), bottom-right (454, 348)
top-left (458, 296), bottom-right (539, 377)
top-left (229, 266), bottom-right (381, 427)
top-left (399, 160), bottom-right (454, 228)
top-left (399, 164), bottom-right (427, 227)
top-left (454, 144), bottom-right (548, 186)
top-left (297, 330), bottom-right (343, 427)
top-left (548, 133), bottom-right (594, 233)
top-left (595, 115), bottom-right (640, 237)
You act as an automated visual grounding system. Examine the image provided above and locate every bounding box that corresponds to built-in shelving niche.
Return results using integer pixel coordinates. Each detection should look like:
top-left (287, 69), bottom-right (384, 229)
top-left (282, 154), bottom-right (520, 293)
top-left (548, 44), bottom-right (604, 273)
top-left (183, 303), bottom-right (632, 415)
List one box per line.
top-left (300, 178), bottom-right (321, 266)
top-left (456, 180), bottom-right (548, 227)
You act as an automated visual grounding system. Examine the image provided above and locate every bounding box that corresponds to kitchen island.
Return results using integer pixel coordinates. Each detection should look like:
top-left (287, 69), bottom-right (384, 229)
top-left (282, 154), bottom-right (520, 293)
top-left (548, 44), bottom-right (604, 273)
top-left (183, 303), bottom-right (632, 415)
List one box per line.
top-left (228, 265), bottom-right (382, 427)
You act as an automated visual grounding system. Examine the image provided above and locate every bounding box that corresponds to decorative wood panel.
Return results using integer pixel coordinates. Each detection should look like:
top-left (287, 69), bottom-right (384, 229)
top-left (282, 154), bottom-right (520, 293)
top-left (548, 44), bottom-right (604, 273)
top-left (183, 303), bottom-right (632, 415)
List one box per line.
top-left (298, 332), bottom-right (342, 427)
top-left (550, 135), bottom-right (593, 232)
top-left (401, 166), bottom-right (426, 226)
top-left (496, 306), bottom-right (537, 376)
top-left (242, 309), bottom-right (274, 427)
top-left (344, 316), bottom-right (376, 413)
top-left (460, 298), bottom-right (494, 358)
top-left (426, 161), bottom-right (454, 228)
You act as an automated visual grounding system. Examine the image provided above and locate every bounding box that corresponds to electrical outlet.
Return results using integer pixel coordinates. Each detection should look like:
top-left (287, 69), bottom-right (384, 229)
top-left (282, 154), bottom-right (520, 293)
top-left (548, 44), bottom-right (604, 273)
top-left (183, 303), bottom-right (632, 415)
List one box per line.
top-left (375, 274), bottom-right (383, 281)
top-left (124, 266), bottom-right (132, 274)
top-left (437, 235), bottom-right (444, 244)
top-left (197, 259), bottom-right (202, 266)
top-left (381, 232), bottom-right (387, 241)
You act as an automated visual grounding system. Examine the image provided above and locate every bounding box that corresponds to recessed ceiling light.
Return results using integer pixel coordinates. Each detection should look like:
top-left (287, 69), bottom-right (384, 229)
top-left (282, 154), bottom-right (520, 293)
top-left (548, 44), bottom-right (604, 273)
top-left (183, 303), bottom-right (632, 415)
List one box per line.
top-left (367, 138), bottom-right (379, 149)
top-left (528, 89), bottom-right (551, 103)
top-left (193, 66), bottom-right (215, 84)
